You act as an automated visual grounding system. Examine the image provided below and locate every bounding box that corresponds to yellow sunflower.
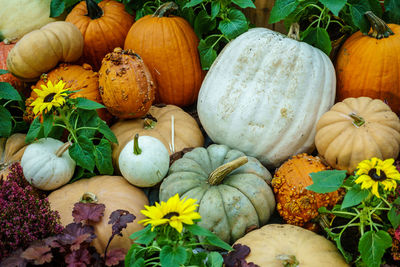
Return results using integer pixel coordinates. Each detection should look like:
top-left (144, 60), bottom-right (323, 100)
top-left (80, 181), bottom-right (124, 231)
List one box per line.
top-left (139, 194), bottom-right (201, 233)
top-left (31, 80), bottom-right (69, 115)
top-left (355, 157), bottom-right (400, 198)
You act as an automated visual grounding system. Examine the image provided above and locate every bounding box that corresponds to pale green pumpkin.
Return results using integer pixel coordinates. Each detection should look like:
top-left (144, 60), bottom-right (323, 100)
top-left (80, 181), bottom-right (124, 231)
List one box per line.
top-left (159, 144), bottom-right (276, 244)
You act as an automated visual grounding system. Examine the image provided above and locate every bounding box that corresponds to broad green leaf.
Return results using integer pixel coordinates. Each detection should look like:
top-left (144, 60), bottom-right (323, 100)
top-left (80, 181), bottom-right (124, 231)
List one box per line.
top-left (211, 1), bottom-right (220, 20)
top-left (25, 117), bottom-right (42, 143)
top-left (306, 170), bottom-right (347, 193)
top-left (198, 39), bottom-right (218, 70)
top-left (358, 230), bottom-right (392, 267)
top-left (218, 9), bottom-right (248, 39)
top-left (98, 119), bottom-right (118, 143)
top-left (132, 258), bottom-right (145, 267)
top-left (368, 0), bottom-right (383, 17)
top-left (186, 224), bottom-right (232, 251)
top-left (74, 110), bottom-right (98, 138)
top-left (94, 139), bottom-right (114, 175)
top-left (0, 106), bottom-right (12, 137)
top-left (319, 0), bottom-right (347, 16)
top-left (0, 69), bottom-right (8, 75)
top-left (42, 113), bottom-right (54, 138)
top-left (134, 229), bottom-right (157, 246)
top-left (384, 0), bottom-right (400, 24)
top-left (232, 0), bottom-right (256, 9)
top-left (130, 225), bottom-right (151, 240)
top-left (0, 82), bottom-right (22, 101)
top-left (302, 27), bottom-right (332, 55)
top-left (388, 197), bottom-right (400, 229)
top-left (350, 1), bottom-right (372, 33)
top-left (194, 10), bottom-right (216, 38)
top-left (207, 251), bottom-right (224, 267)
top-left (341, 184), bottom-right (369, 209)
top-left (50, 0), bottom-right (79, 17)
top-left (74, 97), bottom-right (105, 110)
top-left (160, 245), bottom-right (187, 267)
top-left (184, 0), bottom-right (203, 8)
top-left (69, 135), bottom-right (95, 172)
top-left (205, 235), bottom-right (233, 251)
top-left (269, 0), bottom-right (299, 24)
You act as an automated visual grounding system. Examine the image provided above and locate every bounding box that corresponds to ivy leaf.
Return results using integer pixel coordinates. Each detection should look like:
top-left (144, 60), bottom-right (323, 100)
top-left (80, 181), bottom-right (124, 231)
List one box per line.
top-left (25, 117), bottom-right (42, 143)
top-left (302, 27), bottom-right (332, 55)
top-left (358, 230), bottom-right (392, 267)
top-left (198, 39), bottom-right (218, 70)
top-left (0, 69), bottom-right (9, 75)
top-left (306, 170), bottom-right (347, 193)
top-left (350, 1), bottom-right (372, 34)
top-left (0, 82), bottom-right (22, 101)
top-left (69, 136), bottom-right (96, 172)
top-left (94, 139), bottom-right (114, 175)
top-left (194, 10), bottom-right (217, 38)
top-left (0, 106), bottom-right (12, 137)
top-left (232, 0), bottom-right (256, 9)
top-left (269, 0), bottom-right (299, 24)
top-left (388, 197), bottom-right (400, 229)
top-left (384, 0), bottom-right (400, 24)
top-left (211, 1), bottom-right (220, 20)
top-left (74, 98), bottom-right (105, 110)
top-left (184, 0), bottom-right (203, 8)
top-left (42, 113), bottom-right (54, 138)
top-left (341, 184), bottom-right (369, 209)
top-left (218, 9), bottom-right (249, 39)
top-left (160, 245), bottom-right (187, 267)
top-left (319, 0), bottom-right (347, 16)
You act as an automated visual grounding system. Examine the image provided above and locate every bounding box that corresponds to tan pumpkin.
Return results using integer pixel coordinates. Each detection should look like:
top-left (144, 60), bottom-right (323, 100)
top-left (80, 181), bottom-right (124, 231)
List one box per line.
top-left (111, 105), bottom-right (204, 171)
top-left (234, 224), bottom-right (349, 267)
top-left (48, 175), bottom-right (148, 253)
top-left (315, 97), bottom-right (400, 173)
top-left (98, 48), bottom-right (155, 119)
top-left (7, 21), bottom-right (83, 80)
top-left (0, 133), bottom-right (27, 179)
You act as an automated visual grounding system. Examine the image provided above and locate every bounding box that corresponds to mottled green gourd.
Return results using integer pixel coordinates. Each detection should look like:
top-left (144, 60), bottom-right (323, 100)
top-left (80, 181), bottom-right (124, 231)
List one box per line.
top-left (159, 144), bottom-right (276, 244)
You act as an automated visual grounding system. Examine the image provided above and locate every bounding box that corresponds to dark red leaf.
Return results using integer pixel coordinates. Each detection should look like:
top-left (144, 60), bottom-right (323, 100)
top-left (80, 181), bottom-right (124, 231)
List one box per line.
top-left (0, 249), bottom-right (27, 267)
top-left (108, 210), bottom-right (135, 236)
top-left (103, 248), bottom-right (127, 266)
top-left (72, 203), bottom-right (105, 223)
top-left (223, 244), bottom-right (258, 267)
top-left (21, 245), bottom-right (52, 265)
top-left (239, 259), bottom-right (259, 267)
top-left (57, 223), bottom-right (96, 249)
top-left (65, 248), bottom-right (91, 266)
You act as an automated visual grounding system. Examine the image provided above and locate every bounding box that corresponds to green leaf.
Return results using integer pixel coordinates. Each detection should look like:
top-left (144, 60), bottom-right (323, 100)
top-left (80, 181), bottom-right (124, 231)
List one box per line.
top-left (302, 27), bottom-right (332, 55)
top-left (0, 106), bottom-right (12, 137)
top-left (74, 97), bottom-right (105, 110)
top-left (50, 0), bottom-right (79, 17)
top-left (0, 69), bottom-right (9, 75)
top-left (368, 0), bottom-right (383, 18)
top-left (94, 139), bottom-right (114, 175)
top-left (74, 110), bottom-right (98, 138)
top-left (184, 0), bottom-right (203, 8)
top-left (198, 39), bottom-right (218, 70)
top-left (306, 170), bottom-right (347, 193)
top-left (232, 0), bottom-right (256, 9)
top-left (207, 251), bottom-right (224, 267)
top-left (218, 8), bottom-right (248, 39)
top-left (69, 136), bottom-right (95, 172)
top-left (388, 197), bottom-right (400, 229)
top-left (205, 235), bottom-right (233, 251)
top-left (269, 0), bottom-right (299, 24)
top-left (130, 225), bottom-right (151, 240)
top-left (358, 230), bottom-right (392, 267)
top-left (25, 117), bottom-right (42, 143)
top-left (194, 10), bottom-right (217, 38)
top-left (319, 0), bottom-right (347, 16)
top-left (42, 113), bottom-right (54, 138)
top-left (384, 0), bottom-right (400, 24)
top-left (186, 224), bottom-right (232, 250)
top-left (211, 1), bottom-right (220, 20)
top-left (134, 229), bottom-right (157, 246)
top-left (341, 184), bottom-right (369, 209)
top-left (160, 245), bottom-right (187, 267)
top-left (350, 1), bottom-right (372, 33)
top-left (0, 82), bottom-right (22, 101)
top-left (98, 119), bottom-right (118, 143)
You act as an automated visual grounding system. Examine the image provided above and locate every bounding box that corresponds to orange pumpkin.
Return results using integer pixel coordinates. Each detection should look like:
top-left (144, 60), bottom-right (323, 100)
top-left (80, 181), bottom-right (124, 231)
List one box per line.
top-left (0, 42), bottom-right (24, 93)
top-left (66, 0), bottom-right (134, 70)
top-left (335, 12), bottom-right (400, 113)
top-left (124, 2), bottom-right (204, 107)
top-left (25, 63), bottom-right (111, 123)
top-left (98, 48), bottom-right (155, 119)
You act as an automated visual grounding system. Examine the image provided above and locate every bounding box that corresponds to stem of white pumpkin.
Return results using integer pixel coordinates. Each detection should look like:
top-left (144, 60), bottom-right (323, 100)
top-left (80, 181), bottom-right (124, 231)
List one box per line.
top-left (133, 134), bottom-right (142, 155)
top-left (348, 112), bottom-right (365, 127)
top-left (208, 156), bottom-right (248, 185)
top-left (287, 23), bottom-right (301, 41)
top-left (55, 141), bottom-right (72, 157)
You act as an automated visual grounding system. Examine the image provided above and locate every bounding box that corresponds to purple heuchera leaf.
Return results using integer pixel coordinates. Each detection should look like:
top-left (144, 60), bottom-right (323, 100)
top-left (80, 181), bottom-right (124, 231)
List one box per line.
top-left (0, 248), bottom-right (27, 267)
top-left (103, 248), bottom-right (127, 266)
top-left (108, 210), bottom-right (136, 236)
top-left (56, 223), bottom-right (96, 249)
top-left (72, 203), bottom-right (105, 223)
top-left (395, 226), bottom-right (400, 241)
top-left (21, 244), bottom-right (52, 265)
top-left (65, 248), bottom-right (91, 267)
top-left (223, 244), bottom-right (259, 267)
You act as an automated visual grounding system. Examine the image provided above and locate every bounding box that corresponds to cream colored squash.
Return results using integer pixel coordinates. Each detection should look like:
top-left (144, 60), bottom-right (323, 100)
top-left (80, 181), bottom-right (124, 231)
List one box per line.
top-left (21, 138), bottom-right (75, 190)
top-left (0, 0), bottom-right (64, 43)
top-left (197, 27), bottom-right (336, 168)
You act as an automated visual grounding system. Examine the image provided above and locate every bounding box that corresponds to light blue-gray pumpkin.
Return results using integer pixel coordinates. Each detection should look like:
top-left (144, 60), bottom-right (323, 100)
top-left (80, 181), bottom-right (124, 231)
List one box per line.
top-left (159, 144), bottom-right (275, 244)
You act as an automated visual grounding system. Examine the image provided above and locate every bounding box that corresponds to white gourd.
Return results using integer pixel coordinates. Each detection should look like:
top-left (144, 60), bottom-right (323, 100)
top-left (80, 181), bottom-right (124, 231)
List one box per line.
top-left (197, 27), bottom-right (336, 168)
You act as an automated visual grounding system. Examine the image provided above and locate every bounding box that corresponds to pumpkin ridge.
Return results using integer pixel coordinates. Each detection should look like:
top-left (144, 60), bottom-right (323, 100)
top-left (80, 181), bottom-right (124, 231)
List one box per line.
top-left (214, 186), bottom-right (233, 243)
top-left (172, 20), bottom-right (188, 105)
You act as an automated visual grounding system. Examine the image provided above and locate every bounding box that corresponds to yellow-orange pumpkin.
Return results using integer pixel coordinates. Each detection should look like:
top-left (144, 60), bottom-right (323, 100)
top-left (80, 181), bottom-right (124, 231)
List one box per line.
top-left (336, 12), bottom-right (400, 113)
top-left (124, 2), bottom-right (204, 107)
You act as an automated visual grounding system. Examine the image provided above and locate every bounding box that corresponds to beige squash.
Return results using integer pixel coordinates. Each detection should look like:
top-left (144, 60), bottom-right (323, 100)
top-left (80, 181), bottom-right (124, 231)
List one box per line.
top-left (0, 133), bottom-right (27, 178)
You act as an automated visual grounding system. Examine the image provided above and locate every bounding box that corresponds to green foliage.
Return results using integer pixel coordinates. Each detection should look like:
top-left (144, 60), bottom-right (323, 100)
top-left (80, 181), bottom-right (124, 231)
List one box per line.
top-left (306, 170), bottom-right (347, 193)
top-left (358, 230), bottom-right (392, 267)
top-left (384, 0), bottom-right (400, 24)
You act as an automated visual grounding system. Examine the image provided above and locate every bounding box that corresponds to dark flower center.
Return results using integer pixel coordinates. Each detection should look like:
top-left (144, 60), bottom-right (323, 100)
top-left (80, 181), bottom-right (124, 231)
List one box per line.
top-left (368, 168), bottom-right (387, 181)
top-left (163, 212), bottom-right (179, 219)
top-left (44, 93), bottom-right (56, 103)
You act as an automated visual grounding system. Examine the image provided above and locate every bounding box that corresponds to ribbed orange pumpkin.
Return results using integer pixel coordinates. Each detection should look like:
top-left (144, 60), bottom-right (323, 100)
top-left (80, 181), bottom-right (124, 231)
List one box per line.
top-left (0, 42), bottom-right (23, 92)
top-left (271, 154), bottom-right (341, 231)
top-left (25, 63), bottom-right (111, 123)
top-left (336, 12), bottom-right (400, 113)
top-left (124, 2), bottom-right (204, 107)
top-left (66, 0), bottom-right (134, 70)
top-left (98, 48), bottom-right (155, 119)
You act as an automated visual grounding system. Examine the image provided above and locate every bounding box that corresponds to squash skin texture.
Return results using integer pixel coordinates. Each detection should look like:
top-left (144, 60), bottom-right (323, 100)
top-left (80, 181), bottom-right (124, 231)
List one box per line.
top-left (0, 133), bottom-right (27, 178)
top-left (159, 144), bottom-right (275, 244)
top-left (0, 42), bottom-right (23, 91)
top-left (198, 28), bottom-right (336, 168)
top-left (234, 224), bottom-right (349, 267)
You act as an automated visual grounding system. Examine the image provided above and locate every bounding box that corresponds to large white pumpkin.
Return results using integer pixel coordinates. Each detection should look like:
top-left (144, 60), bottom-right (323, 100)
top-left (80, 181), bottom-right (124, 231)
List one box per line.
top-left (197, 28), bottom-right (336, 168)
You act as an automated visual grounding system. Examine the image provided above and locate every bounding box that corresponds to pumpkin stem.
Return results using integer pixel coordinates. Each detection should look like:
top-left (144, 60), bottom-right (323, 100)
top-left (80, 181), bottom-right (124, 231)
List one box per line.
top-left (287, 23), bottom-right (300, 41)
top-left (143, 114), bottom-right (157, 129)
top-left (80, 192), bottom-right (98, 203)
top-left (85, 0), bottom-right (103, 20)
top-left (153, 2), bottom-right (178, 18)
top-left (276, 254), bottom-right (300, 267)
top-left (133, 134), bottom-right (142, 155)
top-left (55, 142), bottom-right (72, 157)
top-left (348, 112), bottom-right (365, 127)
top-left (208, 156), bottom-right (248, 185)
top-left (365, 11), bottom-right (394, 39)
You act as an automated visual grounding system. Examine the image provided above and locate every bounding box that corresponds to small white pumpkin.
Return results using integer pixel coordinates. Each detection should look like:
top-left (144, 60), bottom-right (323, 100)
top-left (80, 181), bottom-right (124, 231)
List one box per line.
top-left (21, 138), bottom-right (75, 190)
top-left (119, 134), bottom-right (169, 187)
